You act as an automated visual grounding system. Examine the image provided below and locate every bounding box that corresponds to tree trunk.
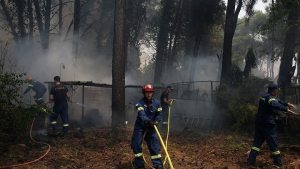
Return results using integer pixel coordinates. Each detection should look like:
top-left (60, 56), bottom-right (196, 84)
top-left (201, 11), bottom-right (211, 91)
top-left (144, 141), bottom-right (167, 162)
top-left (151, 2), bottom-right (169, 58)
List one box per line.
top-left (72, 0), bottom-right (80, 65)
top-left (27, 0), bottom-right (34, 48)
top-left (189, 30), bottom-right (202, 82)
top-left (14, 0), bottom-right (26, 44)
top-left (44, 0), bottom-right (51, 50)
top-left (112, 0), bottom-right (126, 128)
top-left (217, 53), bottom-right (223, 81)
top-left (58, 0), bottom-right (63, 37)
top-left (220, 0), bottom-right (242, 84)
top-left (278, 9), bottom-right (300, 88)
top-left (183, 37), bottom-right (194, 81)
top-left (0, 0), bottom-right (19, 43)
top-left (188, 1), bottom-right (207, 82)
top-left (166, 0), bottom-right (185, 73)
top-left (153, 0), bottom-right (173, 84)
top-left (33, 0), bottom-right (46, 50)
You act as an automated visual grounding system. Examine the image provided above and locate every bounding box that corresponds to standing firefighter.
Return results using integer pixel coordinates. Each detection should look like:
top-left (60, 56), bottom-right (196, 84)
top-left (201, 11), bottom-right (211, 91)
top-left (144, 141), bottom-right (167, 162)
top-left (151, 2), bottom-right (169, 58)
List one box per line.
top-left (247, 83), bottom-right (298, 168)
top-left (160, 85), bottom-right (173, 130)
top-left (23, 76), bottom-right (47, 105)
top-left (49, 76), bottom-right (71, 136)
top-left (131, 83), bottom-right (163, 169)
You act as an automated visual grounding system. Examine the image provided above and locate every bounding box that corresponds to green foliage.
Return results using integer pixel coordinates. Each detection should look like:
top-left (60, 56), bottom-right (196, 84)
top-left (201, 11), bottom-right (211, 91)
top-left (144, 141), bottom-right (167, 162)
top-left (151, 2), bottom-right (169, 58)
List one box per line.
top-left (0, 73), bottom-right (30, 150)
top-left (216, 76), bottom-right (271, 131)
top-left (0, 72), bottom-right (51, 152)
top-left (228, 100), bottom-right (257, 131)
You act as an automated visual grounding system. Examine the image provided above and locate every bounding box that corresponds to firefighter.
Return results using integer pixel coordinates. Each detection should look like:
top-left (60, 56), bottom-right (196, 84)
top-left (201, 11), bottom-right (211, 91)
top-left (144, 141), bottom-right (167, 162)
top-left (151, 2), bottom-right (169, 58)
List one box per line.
top-left (160, 85), bottom-right (173, 130)
top-left (49, 76), bottom-right (71, 136)
top-left (131, 83), bottom-right (163, 169)
top-left (247, 83), bottom-right (298, 168)
top-left (23, 76), bottom-right (47, 105)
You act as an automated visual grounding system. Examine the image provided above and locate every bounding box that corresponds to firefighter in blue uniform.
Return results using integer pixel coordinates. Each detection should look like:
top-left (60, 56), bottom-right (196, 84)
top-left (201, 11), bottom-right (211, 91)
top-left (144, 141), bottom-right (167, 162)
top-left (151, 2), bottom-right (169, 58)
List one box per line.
top-left (131, 83), bottom-right (163, 169)
top-left (23, 76), bottom-right (47, 105)
top-left (247, 83), bottom-right (298, 168)
top-left (160, 85), bottom-right (173, 131)
top-left (49, 76), bottom-right (71, 136)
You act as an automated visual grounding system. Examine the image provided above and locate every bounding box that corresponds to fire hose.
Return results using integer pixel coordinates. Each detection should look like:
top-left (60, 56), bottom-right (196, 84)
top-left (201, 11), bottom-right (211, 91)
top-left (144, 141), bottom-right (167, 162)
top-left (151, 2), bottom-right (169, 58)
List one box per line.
top-left (0, 102), bottom-right (51, 169)
top-left (142, 100), bottom-right (175, 169)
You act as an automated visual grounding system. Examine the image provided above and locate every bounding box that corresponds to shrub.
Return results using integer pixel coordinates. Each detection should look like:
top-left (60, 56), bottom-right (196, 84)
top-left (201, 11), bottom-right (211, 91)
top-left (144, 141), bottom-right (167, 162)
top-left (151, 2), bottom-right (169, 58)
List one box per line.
top-left (216, 76), bottom-right (270, 131)
top-left (0, 72), bottom-right (51, 152)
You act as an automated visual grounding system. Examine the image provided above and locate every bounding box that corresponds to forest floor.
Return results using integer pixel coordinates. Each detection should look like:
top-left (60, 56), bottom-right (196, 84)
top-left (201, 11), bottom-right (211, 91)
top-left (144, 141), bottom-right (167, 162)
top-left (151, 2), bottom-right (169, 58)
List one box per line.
top-left (1, 126), bottom-right (300, 169)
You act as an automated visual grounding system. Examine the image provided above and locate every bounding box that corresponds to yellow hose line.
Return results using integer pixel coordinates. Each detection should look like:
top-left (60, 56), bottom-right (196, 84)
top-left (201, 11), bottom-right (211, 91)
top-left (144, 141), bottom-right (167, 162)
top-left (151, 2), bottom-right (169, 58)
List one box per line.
top-left (142, 131), bottom-right (154, 169)
top-left (163, 99), bottom-right (174, 165)
top-left (154, 125), bottom-right (174, 169)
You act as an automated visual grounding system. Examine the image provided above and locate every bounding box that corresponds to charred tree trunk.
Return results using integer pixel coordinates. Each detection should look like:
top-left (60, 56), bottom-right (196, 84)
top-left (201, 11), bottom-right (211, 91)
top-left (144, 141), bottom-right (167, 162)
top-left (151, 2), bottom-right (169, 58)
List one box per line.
top-left (0, 0), bottom-right (19, 43)
top-left (58, 0), bottom-right (63, 37)
top-left (189, 31), bottom-right (202, 82)
top-left (220, 0), bottom-right (242, 84)
top-left (112, 0), bottom-right (126, 128)
top-left (183, 37), bottom-right (194, 81)
top-left (33, 0), bottom-right (46, 50)
top-left (27, 0), bottom-right (34, 48)
top-left (154, 0), bottom-right (173, 84)
top-left (188, 1), bottom-right (207, 82)
top-left (72, 0), bottom-right (80, 65)
top-left (14, 0), bottom-right (26, 44)
top-left (278, 9), bottom-right (300, 88)
top-left (44, 0), bottom-right (51, 50)
top-left (166, 0), bottom-right (184, 72)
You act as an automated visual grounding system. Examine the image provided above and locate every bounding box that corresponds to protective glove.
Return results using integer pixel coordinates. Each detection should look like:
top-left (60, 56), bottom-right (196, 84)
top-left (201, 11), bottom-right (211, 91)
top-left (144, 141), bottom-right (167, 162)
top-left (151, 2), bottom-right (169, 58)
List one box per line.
top-left (145, 120), bottom-right (157, 129)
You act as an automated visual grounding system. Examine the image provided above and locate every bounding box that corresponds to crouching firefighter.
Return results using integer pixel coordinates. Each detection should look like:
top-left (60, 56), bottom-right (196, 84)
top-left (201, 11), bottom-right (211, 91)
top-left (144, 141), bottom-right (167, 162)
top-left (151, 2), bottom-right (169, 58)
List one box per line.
top-left (24, 76), bottom-right (47, 106)
top-left (131, 83), bottom-right (163, 169)
top-left (247, 83), bottom-right (298, 168)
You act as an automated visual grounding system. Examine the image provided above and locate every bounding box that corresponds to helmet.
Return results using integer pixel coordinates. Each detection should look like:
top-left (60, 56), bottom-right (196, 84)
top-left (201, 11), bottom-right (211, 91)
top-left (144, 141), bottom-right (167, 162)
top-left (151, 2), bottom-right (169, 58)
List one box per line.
top-left (26, 76), bottom-right (32, 82)
top-left (142, 83), bottom-right (154, 92)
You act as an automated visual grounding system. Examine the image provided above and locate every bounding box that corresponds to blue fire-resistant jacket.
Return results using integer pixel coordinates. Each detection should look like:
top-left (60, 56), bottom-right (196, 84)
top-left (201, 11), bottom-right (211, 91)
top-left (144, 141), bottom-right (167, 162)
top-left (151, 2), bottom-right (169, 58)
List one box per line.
top-left (255, 92), bottom-right (288, 125)
top-left (135, 98), bottom-right (162, 126)
top-left (24, 80), bottom-right (47, 94)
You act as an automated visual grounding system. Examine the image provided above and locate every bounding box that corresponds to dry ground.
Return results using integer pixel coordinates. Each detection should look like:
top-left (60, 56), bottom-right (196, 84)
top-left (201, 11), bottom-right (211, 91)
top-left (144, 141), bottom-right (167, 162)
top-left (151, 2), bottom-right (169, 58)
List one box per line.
top-left (1, 126), bottom-right (300, 169)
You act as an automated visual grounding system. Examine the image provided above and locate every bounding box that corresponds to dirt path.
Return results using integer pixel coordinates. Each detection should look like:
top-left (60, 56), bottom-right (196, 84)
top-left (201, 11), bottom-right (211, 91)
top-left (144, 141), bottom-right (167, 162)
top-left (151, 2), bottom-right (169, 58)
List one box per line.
top-left (1, 127), bottom-right (300, 168)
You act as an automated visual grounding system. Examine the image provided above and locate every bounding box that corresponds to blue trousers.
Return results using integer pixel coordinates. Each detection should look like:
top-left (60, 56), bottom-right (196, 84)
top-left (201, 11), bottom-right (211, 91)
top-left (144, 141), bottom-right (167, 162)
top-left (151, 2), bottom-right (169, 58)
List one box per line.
top-left (162, 105), bottom-right (169, 126)
top-left (247, 123), bottom-right (281, 166)
top-left (34, 89), bottom-right (46, 105)
top-left (131, 123), bottom-right (162, 167)
top-left (50, 105), bottom-right (69, 132)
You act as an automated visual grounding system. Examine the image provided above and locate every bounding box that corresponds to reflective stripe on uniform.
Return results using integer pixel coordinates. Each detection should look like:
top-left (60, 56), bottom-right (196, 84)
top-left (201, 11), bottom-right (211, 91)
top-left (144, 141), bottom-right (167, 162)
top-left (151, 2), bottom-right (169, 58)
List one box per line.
top-left (42, 108), bottom-right (47, 112)
top-left (134, 153), bottom-right (143, 157)
top-left (38, 98), bottom-right (43, 100)
top-left (151, 154), bottom-right (161, 159)
top-left (63, 124), bottom-right (69, 127)
top-left (268, 98), bottom-right (276, 104)
top-left (163, 122), bottom-right (168, 125)
top-left (260, 97), bottom-right (265, 101)
top-left (51, 121), bottom-right (57, 124)
top-left (28, 84), bottom-right (33, 87)
top-left (251, 147), bottom-right (260, 151)
top-left (137, 107), bottom-right (144, 111)
top-left (157, 107), bottom-right (162, 111)
top-left (271, 150), bottom-right (280, 155)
